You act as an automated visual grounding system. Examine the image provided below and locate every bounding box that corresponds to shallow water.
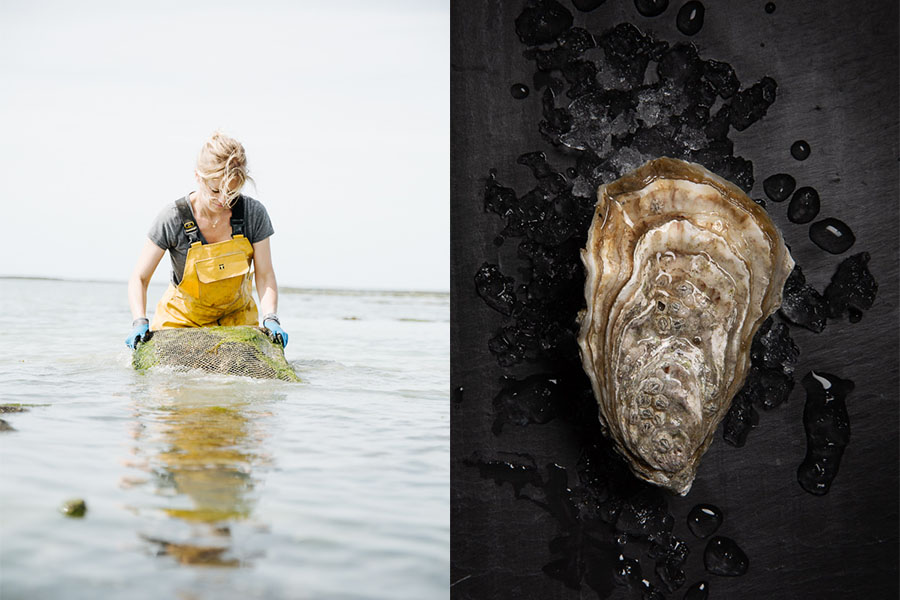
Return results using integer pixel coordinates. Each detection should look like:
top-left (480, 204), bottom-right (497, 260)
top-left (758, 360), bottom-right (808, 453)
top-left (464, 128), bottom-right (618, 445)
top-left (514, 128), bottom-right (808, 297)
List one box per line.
top-left (0, 278), bottom-right (448, 600)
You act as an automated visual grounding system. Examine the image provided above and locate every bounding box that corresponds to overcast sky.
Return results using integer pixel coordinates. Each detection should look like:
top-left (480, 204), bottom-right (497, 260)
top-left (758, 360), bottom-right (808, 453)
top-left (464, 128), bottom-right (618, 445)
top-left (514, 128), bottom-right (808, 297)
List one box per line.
top-left (0, 0), bottom-right (448, 291)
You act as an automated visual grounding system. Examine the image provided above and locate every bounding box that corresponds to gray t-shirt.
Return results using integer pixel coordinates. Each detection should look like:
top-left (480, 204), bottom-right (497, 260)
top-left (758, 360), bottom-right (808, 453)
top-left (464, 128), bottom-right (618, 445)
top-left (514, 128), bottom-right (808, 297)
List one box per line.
top-left (148, 194), bottom-right (275, 285)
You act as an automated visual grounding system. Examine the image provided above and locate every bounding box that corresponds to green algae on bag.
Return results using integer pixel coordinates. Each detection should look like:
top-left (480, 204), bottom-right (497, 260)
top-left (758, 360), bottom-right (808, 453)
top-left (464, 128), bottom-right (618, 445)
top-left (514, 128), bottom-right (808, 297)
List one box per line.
top-left (132, 326), bottom-right (300, 382)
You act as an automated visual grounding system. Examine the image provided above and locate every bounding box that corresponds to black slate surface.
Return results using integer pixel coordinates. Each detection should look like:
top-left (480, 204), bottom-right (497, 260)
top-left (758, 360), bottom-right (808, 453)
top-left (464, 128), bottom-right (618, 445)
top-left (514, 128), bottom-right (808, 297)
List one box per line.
top-left (451, 1), bottom-right (900, 598)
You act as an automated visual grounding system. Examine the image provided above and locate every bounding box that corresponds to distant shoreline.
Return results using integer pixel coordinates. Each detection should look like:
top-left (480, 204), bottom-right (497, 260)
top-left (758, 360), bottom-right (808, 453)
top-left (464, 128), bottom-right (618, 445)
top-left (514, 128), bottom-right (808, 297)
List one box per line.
top-left (0, 275), bottom-right (449, 297)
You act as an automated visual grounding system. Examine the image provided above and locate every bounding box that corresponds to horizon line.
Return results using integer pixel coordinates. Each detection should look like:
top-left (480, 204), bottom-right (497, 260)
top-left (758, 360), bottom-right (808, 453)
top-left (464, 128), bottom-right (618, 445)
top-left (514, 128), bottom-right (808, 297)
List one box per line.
top-left (0, 275), bottom-right (449, 296)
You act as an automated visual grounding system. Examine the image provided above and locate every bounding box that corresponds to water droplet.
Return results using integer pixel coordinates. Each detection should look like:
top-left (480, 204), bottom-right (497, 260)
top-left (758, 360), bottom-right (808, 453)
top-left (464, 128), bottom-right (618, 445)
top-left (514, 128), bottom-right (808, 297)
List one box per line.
top-left (790, 139), bottom-right (810, 160)
top-left (797, 371), bottom-right (854, 495)
top-left (703, 536), bottom-right (749, 576)
top-left (687, 504), bottom-right (722, 538)
top-left (566, 166), bottom-right (578, 179)
top-left (676, 1), bottom-right (705, 36)
top-left (683, 581), bottom-right (709, 600)
top-left (762, 173), bottom-right (796, 202)
top-left (787, 186), bottom-right (820, 224)
top-left (572, 0), bottom-right (607, 11)
top-left (510, 83), bottom-right (530, 100)
top-left (453, 386), bottom-right (464, 403)
top-left (635, 0), bottom-right (669, 17)
top-left (809, 218), bottom-right (855, 254)
top-left (764, 2), bottom-right (776, 13)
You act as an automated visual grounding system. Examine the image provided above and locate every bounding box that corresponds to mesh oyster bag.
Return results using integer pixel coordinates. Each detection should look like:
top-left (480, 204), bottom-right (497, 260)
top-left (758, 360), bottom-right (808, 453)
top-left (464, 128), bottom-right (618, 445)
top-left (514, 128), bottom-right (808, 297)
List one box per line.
top-left (132, 326), bottom-right (300, 382)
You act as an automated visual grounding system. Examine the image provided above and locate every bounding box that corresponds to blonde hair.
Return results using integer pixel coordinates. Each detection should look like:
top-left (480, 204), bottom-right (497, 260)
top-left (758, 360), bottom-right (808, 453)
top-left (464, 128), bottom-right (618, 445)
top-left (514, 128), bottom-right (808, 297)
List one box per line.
top-left (196, 131), bottom-right (252, 207)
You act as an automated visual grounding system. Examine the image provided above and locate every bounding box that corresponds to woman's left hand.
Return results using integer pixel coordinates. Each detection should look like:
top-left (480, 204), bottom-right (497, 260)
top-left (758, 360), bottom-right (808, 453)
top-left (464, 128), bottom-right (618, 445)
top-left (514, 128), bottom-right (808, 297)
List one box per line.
top-left (263, 318), bottom-right (288, 348)
top-left (126, 318), bottom-right (150, 349)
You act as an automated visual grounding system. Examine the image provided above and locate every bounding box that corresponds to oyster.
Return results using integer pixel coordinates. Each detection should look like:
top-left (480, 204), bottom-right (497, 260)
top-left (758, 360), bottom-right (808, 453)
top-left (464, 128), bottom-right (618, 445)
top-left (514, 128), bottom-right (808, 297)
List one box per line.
top-left (577, 158), bottom-right (794, 494)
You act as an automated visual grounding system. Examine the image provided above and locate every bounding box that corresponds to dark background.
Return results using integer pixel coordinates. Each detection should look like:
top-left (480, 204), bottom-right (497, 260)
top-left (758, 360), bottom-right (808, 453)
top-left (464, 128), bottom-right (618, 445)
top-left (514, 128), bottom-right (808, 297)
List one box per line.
top-left (451, 1), bottom-right (899, 598)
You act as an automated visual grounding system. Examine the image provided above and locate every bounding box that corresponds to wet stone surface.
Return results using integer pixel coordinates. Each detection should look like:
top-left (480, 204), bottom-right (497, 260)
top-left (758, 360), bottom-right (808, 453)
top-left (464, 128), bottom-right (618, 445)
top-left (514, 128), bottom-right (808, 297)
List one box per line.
top-left (466, 0), bottom-right (884, 596)
top-left (472, 2), bottom-right (788, 595)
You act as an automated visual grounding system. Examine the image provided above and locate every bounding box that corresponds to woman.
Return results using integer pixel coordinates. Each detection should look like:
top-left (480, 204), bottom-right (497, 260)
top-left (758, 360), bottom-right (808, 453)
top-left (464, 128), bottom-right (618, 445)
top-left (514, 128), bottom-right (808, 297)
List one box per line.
top-left (126, 132), bottom-right (288, 349)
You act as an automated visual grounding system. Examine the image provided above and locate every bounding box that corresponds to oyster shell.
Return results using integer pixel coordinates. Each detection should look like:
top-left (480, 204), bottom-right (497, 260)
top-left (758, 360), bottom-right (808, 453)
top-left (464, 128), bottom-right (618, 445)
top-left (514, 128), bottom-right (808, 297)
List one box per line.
top-left (577, 158), bottom-right (794, 494)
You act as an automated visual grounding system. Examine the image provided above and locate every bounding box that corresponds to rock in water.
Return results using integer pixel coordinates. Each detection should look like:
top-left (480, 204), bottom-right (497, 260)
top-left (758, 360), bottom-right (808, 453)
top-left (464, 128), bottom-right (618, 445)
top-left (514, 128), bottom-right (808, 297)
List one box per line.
top-left (60, 498), bottom-right (87, 518)
top-left (577, 158), bottom-right (794, 494)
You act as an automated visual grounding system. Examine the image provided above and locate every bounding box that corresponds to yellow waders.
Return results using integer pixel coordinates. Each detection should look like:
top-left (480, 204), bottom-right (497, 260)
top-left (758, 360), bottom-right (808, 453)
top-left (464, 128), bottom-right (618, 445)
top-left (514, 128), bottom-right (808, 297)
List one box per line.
top-left (150, 197), bottom-right (259, 329)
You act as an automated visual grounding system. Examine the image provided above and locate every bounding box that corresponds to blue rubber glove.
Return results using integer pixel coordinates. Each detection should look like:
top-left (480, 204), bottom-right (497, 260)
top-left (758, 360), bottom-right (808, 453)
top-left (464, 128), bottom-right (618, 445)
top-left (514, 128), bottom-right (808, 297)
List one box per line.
top-left (126, 318), bottom-right (150, 349)
top-left (263, 317), bottom-right (288, 348)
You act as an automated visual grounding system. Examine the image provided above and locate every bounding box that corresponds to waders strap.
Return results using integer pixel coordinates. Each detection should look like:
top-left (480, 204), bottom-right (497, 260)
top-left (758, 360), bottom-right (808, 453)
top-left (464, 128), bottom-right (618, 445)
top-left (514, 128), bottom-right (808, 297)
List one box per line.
top-left (175, 197), bottom-right (201, 245)
top-left (230, 196), bottom-right (245, 237)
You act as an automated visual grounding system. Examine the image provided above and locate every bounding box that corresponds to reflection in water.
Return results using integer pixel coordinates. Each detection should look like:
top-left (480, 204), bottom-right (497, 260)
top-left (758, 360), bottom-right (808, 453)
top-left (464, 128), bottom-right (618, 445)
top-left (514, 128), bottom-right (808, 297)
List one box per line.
top-left (125, 379), bottom-right (279, 567)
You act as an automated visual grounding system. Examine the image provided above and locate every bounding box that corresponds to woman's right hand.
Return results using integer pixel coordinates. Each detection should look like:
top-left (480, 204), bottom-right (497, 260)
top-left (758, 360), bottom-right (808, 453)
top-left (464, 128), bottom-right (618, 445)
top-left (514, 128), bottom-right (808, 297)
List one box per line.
top-left (127, 239), bottom-right (165, 349)
top-left (126, 318), bottom-right (150, 349)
